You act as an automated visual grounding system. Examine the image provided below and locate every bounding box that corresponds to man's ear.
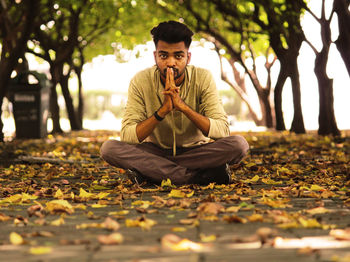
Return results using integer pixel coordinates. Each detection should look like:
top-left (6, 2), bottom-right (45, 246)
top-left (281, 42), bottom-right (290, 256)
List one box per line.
top-left (187, 52), bottom-right (191, 64)
top-left (153, 51), bottom-right (157, 61)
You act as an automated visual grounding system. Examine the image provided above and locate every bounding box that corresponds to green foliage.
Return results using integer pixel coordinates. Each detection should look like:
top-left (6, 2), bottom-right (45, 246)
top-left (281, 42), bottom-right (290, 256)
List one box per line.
top-left (107, 0), bottom-right (171, 57)
top-left (155, 0), bottom-right (272, 61)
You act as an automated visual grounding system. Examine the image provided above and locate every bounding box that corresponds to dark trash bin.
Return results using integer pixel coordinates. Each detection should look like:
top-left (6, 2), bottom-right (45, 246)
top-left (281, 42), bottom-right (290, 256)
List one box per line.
top-left (9, 71), bottom-right (51, 139)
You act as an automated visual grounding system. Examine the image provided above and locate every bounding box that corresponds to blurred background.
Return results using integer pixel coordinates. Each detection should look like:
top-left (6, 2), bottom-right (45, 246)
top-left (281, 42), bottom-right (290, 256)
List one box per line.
top-left (1, 0), bottom-right (349, 141)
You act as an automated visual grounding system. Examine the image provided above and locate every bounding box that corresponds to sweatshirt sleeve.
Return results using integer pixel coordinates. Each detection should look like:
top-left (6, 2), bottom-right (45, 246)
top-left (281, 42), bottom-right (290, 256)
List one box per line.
top-left (120, 79), bottom-right (146, 144)
top-left (198, 70), bottom-right (230, 139)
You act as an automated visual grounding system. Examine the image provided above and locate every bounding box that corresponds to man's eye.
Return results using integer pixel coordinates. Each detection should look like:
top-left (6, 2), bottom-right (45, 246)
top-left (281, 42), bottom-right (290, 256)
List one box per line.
top-left (159, 54), bottom-right (167, 59)
top-left (175, 55), bottom-right (183, 59)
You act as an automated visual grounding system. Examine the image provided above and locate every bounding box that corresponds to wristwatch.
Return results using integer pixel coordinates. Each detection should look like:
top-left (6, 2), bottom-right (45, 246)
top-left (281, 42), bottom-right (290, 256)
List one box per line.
top-left (154, 110), bottom-right (164, 121)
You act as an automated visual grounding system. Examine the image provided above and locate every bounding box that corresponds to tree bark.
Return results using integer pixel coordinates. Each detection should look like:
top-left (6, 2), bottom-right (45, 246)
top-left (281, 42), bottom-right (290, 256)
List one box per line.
top-left (259, 88), bottom-right (273, 128)
top-left (274, 65), bottom-right (288, 131)
top-left (315, 51), bottom-right (340, 136)
top-left (314, 3), bottom-right (340, 136)
top-left (333, 0), bottom-right (350, 77)
top-left (49, 65), bottom-right (63, 134)
top-left (74, 47), bottom-right (85, 129)
top-left (254, 0), bottom-right (306, 133)
top-left (76, 67), bottom-right (84, 129)
top-left (59, 67), bottom-right (82, 131)
top-left (289, 59), bottom-right (305, 134)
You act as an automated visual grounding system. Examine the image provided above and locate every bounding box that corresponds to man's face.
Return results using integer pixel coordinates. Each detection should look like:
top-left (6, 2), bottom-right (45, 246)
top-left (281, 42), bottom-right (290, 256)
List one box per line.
top-left (154, 40), bottom-right (191, 86)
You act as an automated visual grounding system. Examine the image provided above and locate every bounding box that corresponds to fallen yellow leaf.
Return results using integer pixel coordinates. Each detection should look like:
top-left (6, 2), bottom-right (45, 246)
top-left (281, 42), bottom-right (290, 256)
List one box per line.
top-left (1, 193), bottom-right (38, 204)
top-left (96, 192), bottom-right (110, 200)
top-left (9, 232), bottom-right (23, 245)
top-left (200, 234), bottom-right (216, 242)
top-left (90, 204), bottom-right (107, 208)
top-left (161, 234), bottom-right (204, 251)
top-left (260, 197), bottom-right (291, 208)
top-left (108, 210), bottom-right (129, 216)
top-left (54, 189), bottom-right (64, 199)
top-left (46, 200), bottom-right (74, 214)
top-left (132, 200), bottom-right (151, 209)
top-left (310, 185), bottom-right (325, 191)
top-left (261, 178), bottom-right (283, 185)
top-left (243, 175), bottom-right (260, 183)
top-left (79, 188), bottom-right (94, 199)
top-left (29, 246), bottom-right (52, 255)
top-left (246, 213), bottom-right (264, 222)
top-left (51, 217), bottom-right (65, 226)
top-left (125, 216), bottom-right (156, 230)
top-left (298, 218), bottom-right (322, 228)
top-left (161, 178), bottom-right (175, 188)
top-left (168, 189), bottom-right (194, 198)
top-left (225, 206), bottom-right (241, 213)
top-left (171, 227), bottom-right (187, 232)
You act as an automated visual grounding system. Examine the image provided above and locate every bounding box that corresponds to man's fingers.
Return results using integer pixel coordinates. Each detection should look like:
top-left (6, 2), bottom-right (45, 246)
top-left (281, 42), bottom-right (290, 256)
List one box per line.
top-left (169, 68), bottom-right (176, 86)
top-left (165, 68), bottom-right (170, 90)
top-left (162, 90), bottom-right (174, 96)
top-left (165, 67), bottom-right (176, 89)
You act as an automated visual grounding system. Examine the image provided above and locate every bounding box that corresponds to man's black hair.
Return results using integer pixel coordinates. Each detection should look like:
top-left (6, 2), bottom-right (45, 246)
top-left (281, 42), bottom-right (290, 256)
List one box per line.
top-left (151, 20), bottom-right (194, 48)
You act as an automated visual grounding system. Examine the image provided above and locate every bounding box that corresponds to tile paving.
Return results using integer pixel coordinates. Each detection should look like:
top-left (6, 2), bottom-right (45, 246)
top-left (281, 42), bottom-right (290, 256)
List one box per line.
top-left (0, 165), bottom-right (349, 262)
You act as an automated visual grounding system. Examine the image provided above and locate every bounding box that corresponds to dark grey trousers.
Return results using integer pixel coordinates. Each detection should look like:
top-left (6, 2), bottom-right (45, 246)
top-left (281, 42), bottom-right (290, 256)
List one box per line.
top-left (100, 135), bottom-right (249, 185)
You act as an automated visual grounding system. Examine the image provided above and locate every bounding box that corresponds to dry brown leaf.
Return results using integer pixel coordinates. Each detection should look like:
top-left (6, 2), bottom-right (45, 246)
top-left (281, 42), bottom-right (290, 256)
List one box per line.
top-left (101, 217), bottom-right (120, 231)
top-left (0, 212), bottom-right (11, 222)
top-left (223, 215), bottom-right (247, 224)
top-left (27, 205), bottom-right (46, 218)
top-left (197, 202), bottom-right (225, 215)
top-left (330, 228), bottom-right (350, 240)
top-left (97, 233), bottom-right (123, 245)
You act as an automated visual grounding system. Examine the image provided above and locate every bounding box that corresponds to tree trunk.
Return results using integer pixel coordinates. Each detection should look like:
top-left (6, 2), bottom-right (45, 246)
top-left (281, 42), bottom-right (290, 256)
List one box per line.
top-left (333, 0), bottom-right (350, 77)
top-left (259, 88), bottom-right (273, 128)
top-left (49, 65), bottom-right (63, 133)
top-left (273, 54), bottom-right (305, 133)
top-left (274, 67), bottom-right (288, 131)
top-left (315, 52), bottom-right (340, 136)
top-left (76, 69), bottom-right (84, 129)
top-left (74, 49), bottom-right (85, 129)
top-left (59, 69), bottom-right (82, 130)
top-left (314, 2), bottom-right (340, 136)
top-left (258, 0), bottom-right (306, 133)
top-left (289, 60), bottom-right (306, 134)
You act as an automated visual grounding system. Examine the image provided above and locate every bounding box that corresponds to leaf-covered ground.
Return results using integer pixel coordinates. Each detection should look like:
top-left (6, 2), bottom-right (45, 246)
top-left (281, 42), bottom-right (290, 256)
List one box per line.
top-left (0, 130), bottom-right (349, 261)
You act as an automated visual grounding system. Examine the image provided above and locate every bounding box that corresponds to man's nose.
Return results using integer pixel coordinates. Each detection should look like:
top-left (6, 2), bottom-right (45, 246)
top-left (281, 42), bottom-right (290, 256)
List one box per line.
top-left (166, 56), bottom-right (176, 67)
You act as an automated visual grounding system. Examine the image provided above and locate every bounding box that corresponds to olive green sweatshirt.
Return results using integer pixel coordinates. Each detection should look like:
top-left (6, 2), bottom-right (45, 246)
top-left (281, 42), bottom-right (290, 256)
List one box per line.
top-left (121, 65), bottom-right (229, 151)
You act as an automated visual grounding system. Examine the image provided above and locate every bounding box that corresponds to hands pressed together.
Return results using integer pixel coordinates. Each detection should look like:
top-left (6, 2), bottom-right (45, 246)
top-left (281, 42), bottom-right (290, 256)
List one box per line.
top-left (158, 68), bottom-right (187, 118)
top-left (136, 66), bottom-right (210, 142)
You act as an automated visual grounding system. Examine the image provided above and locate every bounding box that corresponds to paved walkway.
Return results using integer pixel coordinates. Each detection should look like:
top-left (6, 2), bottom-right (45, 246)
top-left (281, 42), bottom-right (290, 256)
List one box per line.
top-left (0, 131), bottom-right (349, 261)
top-left (0, 165), bottom-right (349, 261)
